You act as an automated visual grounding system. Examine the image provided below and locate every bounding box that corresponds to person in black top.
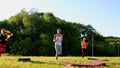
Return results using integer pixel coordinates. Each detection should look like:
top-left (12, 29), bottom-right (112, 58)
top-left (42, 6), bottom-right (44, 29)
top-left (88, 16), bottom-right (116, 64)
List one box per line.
top-left (0, 28), bottom-right (13, 57)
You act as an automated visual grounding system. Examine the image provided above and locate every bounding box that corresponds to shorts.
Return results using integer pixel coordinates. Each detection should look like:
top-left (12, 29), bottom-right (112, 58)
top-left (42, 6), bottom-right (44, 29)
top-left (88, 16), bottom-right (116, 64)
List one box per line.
top-left (0, 43), bottom-right (6, 54)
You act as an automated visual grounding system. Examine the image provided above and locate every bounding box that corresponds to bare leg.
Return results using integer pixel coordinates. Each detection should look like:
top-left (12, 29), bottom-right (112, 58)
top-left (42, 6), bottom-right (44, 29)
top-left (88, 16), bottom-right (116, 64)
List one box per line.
top-left (82, 48), bottom-right (84, 58)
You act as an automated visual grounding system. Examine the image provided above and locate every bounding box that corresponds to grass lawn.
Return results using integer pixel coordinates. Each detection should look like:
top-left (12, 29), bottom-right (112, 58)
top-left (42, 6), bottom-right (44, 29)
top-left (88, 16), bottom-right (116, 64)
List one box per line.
top-left (0, 55), bottom-right (120, 68)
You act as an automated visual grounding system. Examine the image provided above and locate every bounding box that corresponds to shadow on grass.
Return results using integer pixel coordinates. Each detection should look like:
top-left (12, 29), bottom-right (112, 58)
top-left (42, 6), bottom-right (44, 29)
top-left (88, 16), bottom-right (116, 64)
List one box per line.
top-left (31, 61), bottom-right (46, 64)
top-left (109, 62), bottom-right (120, 65)
top-left (31, 60), bottom-right (62, 65)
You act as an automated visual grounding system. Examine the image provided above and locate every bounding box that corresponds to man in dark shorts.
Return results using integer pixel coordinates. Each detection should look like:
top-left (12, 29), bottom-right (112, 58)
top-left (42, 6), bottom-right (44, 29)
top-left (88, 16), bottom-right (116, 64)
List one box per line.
top-left (81, 37), bottom-right (89, 58)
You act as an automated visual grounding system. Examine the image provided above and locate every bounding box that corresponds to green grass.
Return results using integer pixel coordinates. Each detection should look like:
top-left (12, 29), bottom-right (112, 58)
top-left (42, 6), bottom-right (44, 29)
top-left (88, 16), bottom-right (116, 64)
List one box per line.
top-left (0, 55), bottom-right (120, 68)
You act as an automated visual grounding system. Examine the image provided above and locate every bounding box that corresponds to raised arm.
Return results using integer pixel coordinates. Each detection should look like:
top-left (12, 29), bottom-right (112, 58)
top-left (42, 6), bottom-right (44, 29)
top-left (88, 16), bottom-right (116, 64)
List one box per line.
top-left (4, 30), bottom-right (13, 41)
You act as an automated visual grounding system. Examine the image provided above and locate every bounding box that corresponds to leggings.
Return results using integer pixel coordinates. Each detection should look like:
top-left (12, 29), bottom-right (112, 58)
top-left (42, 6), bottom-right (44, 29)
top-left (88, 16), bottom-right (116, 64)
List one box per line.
top-left (55, 45), bottom-right (62, 60)
top-left (55, 45), bottom-right (62, 55)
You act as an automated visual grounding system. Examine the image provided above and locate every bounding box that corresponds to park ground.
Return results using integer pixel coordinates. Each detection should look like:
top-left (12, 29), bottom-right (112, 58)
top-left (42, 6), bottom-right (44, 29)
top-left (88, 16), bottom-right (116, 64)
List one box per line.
top-left (0, 54), bottom-right (120, 68)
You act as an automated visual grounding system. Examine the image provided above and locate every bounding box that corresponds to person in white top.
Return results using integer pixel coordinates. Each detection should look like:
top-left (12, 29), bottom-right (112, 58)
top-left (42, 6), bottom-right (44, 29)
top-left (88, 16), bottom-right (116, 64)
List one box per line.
top-left (53, 28), bottom-right (63, 60)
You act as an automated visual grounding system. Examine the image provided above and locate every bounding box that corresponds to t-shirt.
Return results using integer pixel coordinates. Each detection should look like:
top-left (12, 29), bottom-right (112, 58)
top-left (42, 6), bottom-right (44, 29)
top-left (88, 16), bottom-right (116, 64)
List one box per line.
top-left (0, 34), bottom-right (7, 44)
top-left (55, 34), bottom-right (62, 45)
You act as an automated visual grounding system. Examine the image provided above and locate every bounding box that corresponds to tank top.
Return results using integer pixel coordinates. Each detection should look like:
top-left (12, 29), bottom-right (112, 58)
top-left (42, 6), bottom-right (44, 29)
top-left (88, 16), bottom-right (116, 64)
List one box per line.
top-left (81, 41), bottom-right (88, 49)
top-left (55, 34), bottom-right (62, 45)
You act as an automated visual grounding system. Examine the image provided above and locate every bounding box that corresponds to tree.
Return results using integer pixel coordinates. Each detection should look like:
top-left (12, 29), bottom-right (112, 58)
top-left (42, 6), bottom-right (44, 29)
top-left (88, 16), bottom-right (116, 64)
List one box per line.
top-left (0, 10), bottom-right (118, 56)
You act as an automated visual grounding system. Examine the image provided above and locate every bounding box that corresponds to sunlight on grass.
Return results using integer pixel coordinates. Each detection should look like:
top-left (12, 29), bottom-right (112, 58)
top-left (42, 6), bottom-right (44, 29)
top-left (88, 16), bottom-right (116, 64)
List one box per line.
top-left (0, 55), bottom-right (120, 68)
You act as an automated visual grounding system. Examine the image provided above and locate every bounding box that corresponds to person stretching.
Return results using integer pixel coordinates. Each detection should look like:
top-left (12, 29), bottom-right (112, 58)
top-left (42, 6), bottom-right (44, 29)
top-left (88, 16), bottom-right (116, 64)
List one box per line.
top-left (0, 28), bottom-right (13, 57)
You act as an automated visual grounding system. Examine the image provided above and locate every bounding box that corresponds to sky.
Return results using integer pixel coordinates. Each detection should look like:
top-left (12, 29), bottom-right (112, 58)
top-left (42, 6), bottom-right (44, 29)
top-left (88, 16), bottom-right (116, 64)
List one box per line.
top-left (0, 0), bottom-right (120, 37)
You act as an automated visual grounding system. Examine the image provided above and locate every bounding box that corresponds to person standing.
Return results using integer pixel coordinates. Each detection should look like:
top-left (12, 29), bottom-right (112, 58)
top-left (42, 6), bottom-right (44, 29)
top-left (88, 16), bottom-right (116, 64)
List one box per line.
top-left (81, 37), bottom-right (89, 58)
top-left (53, 28), bottom-right (63, 60)
top-left (0, 28), bottom-right (13, 57)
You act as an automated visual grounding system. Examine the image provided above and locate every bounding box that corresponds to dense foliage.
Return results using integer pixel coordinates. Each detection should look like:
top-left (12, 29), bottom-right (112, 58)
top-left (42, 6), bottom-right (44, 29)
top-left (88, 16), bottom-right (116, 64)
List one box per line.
top-left (0, 10), bottom-right (119, 56)
top-left (105, 36), bottom-right (120, 56)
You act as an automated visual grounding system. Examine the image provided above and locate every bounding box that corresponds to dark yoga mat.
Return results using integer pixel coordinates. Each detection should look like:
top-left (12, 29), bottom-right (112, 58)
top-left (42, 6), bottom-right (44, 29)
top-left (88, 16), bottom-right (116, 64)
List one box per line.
top-left (18, 58), bottom-right (31, 62)
top-left (88, 58), bottom-right (109, 61)
top-left (88, 58), bottom-right (98, 60)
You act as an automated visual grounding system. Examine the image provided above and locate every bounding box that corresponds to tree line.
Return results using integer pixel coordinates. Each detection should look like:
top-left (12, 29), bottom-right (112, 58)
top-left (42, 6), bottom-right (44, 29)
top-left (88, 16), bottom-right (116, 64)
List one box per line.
top-left (0, 10), bottom-right (119, 56)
